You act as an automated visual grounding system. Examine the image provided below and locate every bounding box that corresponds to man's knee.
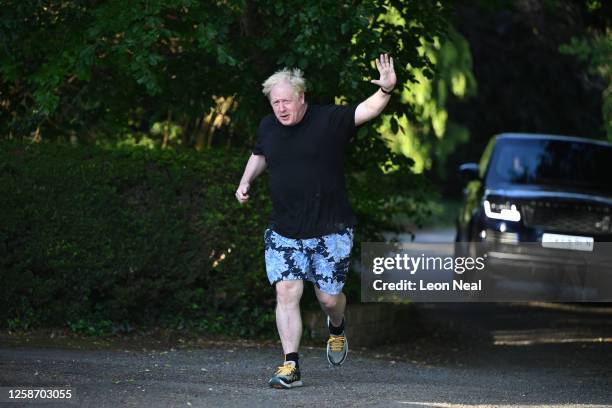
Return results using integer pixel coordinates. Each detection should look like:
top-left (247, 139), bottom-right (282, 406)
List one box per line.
top-left (317, 291), bottom-right (342, 310)
top-left (275, 280), bottom-right (303, 306)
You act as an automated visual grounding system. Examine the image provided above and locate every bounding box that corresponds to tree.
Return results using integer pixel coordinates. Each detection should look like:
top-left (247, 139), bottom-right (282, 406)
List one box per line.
top-left (558, 0), bottom-right (611, 140)
top-left (1, 0), bottom-right (451, 147)
top-left (561, 30), bottom-right (612, 140)
top-left (379, 27), bottom-right (476, 176)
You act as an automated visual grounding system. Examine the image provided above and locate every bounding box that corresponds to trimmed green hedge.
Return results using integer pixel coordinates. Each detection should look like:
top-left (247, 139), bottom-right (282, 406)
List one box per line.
top-left (1, 141), bottom-right (278, 336)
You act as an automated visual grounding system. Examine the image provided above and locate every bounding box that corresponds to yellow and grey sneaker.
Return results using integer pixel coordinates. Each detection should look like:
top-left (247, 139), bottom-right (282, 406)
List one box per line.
top-left (268, 361), bottom-right (303, 389)
top-left (326, 316), bottom-right (348, 366)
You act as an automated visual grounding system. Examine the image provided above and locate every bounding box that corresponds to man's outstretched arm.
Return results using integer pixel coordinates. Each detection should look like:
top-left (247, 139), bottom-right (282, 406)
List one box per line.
top-left (236, 153), bottom-right (267, 204)
top-left (355, 53), bottom-right (397, 127)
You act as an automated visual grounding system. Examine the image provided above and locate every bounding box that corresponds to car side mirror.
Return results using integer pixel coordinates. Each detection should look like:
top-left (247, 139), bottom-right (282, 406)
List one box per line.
top-left (459, 162), bottom-right (480, 182)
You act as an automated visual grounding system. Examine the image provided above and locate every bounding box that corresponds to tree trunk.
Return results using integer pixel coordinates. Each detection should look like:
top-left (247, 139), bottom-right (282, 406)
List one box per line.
top-left (161, 110), bottom-right (171, 149)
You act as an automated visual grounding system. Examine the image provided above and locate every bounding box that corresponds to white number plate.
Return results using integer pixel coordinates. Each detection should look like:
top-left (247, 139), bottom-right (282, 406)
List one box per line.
top-left (542, 233), bottom-right (594, 252)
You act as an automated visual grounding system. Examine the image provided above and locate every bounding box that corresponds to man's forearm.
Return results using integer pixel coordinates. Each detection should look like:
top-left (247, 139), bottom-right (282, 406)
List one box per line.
top-left (239, 153), bottom-right (267, 185)
top-left (355, 88), bottom-right (392, 126)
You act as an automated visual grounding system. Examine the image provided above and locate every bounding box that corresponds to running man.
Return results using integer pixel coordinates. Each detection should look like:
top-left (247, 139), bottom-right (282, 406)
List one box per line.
top-left (235, 54), bottom-right (396, 389)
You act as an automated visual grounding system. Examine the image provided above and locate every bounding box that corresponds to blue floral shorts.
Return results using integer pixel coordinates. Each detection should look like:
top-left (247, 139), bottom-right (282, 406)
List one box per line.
top-left (263, 227), bottom-right (354, 295)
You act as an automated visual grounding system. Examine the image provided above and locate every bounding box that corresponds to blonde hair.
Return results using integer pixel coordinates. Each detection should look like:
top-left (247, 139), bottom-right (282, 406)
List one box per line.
top-left (261, 68), bottom-right (306, 98)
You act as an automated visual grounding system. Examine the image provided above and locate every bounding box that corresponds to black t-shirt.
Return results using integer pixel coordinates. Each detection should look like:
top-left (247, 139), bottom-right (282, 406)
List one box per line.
top-left (253, 104), bottom-right (359, 239)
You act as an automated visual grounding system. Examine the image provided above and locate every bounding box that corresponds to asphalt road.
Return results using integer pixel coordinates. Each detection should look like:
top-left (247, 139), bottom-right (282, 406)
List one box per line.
top-left (1, 301), bottom-right (611, 408)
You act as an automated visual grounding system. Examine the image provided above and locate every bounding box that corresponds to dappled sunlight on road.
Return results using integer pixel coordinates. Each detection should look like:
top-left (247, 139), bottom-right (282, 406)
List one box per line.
top-left (492, 328), bottom-right (612, 346)
top-left (396, 402), bottom-right (610, 408)
top-left (487, 302), bottom-right (612, 346)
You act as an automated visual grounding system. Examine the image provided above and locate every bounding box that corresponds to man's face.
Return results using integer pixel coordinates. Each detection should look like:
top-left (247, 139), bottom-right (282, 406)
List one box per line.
top-left (269, 81), bottom-right (305, 126)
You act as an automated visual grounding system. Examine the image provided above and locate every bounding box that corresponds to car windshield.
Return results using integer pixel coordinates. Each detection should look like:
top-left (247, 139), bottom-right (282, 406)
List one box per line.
top-left (486, 137), bottom-right (612, 195)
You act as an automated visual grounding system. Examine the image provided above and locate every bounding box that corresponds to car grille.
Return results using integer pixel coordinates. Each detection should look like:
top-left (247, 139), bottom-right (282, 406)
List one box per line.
top-left (521, 201), bottom-right (611, 234)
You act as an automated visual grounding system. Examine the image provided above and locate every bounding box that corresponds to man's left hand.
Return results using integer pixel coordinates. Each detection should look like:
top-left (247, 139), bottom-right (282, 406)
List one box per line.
top-left (370, 53), bottom-right (396, 93)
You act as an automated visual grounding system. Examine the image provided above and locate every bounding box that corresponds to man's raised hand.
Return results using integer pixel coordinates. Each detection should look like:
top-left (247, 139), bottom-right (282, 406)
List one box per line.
top-left (370, 53), bottom-right (396, 93)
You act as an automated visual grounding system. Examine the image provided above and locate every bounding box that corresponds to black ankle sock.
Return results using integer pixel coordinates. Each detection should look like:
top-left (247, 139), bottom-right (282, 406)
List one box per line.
top-left (328, 317), bottom-right (345, 335)
top-left (285, 352), bottom-right (299, 368)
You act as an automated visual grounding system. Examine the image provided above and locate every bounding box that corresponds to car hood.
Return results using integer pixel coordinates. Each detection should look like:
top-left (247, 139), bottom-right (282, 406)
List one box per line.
top-left (484, 188), bottom-right (612, 206)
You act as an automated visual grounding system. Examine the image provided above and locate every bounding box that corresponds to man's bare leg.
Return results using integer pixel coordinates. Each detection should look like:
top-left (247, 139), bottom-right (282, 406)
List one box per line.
top-left (314, 287), bottom-right (346, 327)
top-left (315, 286), bottom-right (348, 365)
top-left (275, 280), bottom-right (304, 353)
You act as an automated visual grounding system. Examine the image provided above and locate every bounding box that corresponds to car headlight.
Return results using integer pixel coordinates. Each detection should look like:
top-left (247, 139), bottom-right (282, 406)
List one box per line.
top-left (483, 200), bottom-right (521, 222)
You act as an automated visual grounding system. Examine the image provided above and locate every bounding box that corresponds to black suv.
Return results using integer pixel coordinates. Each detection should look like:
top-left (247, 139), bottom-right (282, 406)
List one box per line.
top-left (455, 133), bottom-right (612, 300)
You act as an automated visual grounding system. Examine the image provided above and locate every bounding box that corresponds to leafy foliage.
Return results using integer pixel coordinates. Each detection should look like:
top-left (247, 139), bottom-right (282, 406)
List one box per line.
top-left (380, 27), bottom-right (476, 175)
top-left (560, 29), bottom-right (612, 139)
top-left (0, 0), bottom-right (451, 147)
top-left (0, 140), bottom-right (276, 336)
